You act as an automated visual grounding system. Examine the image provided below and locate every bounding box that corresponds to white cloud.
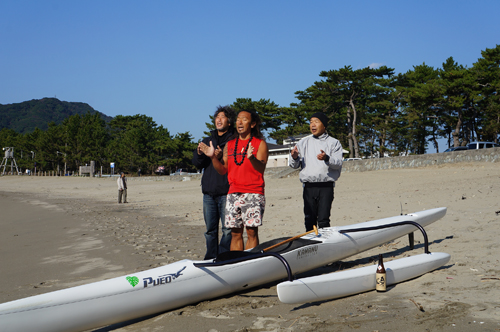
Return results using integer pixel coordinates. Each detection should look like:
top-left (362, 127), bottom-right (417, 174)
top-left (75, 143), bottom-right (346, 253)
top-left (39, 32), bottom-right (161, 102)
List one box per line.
top-left (369, 63), bottom-right (384, 69)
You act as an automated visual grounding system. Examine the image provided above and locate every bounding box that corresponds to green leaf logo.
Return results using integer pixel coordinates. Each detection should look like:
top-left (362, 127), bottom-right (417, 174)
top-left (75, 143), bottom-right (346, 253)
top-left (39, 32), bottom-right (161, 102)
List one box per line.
top-left (126, 276), bottom-right (139, 287)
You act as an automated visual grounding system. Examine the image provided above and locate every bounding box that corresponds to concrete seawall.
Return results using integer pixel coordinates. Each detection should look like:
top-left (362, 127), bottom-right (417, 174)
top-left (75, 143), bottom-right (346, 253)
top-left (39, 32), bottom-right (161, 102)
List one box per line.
top-left (266, 147), bottom-right (500, 178)
top-left (341, 147), bottom-right (500, 173)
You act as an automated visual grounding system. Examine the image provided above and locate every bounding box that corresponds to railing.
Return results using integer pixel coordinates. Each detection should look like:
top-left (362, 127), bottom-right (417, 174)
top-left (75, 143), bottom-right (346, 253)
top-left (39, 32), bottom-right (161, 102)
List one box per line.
top-left (194, 251), bottom-right (294, 282)
top-left (339, 220), bottom-right (430, 254)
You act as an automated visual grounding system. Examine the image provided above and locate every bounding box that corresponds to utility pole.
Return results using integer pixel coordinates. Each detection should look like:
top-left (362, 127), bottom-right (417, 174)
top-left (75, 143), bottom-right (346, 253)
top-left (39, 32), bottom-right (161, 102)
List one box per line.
top-left (31, 151), bottom-right (36, 175)
top-left (57, 151), bottom-right (67, 176)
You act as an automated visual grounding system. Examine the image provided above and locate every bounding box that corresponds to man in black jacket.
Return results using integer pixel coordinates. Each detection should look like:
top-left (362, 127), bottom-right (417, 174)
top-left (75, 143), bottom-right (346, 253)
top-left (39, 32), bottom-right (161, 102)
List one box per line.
top-left (192, 105), bottom-right (236, 259)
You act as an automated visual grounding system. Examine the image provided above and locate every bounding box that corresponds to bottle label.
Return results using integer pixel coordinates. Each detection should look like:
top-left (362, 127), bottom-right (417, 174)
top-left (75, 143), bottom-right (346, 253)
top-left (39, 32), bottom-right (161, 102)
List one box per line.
top-left (376, 272), bottom-right (386, 291)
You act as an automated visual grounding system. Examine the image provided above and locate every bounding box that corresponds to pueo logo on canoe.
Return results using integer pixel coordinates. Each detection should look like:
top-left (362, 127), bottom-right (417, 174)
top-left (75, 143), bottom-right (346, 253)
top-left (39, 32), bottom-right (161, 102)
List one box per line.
top-left (296, 245), bottom-right (318, 259)
top-left (126, 266), bottom-right (187, 288)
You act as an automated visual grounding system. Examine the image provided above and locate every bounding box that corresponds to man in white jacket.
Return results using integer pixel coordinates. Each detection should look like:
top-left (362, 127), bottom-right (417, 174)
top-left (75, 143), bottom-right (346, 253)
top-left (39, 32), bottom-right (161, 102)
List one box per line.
top-left (117, 172), bottom-right (128, 203)
top-left (289, 112), bottom-right (343, 231)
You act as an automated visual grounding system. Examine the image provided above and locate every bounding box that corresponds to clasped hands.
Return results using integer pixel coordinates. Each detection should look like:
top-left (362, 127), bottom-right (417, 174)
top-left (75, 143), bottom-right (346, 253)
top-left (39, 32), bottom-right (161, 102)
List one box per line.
top-left (198, 141), bottom-right (222, 159)
top-left (291, 146), bottom-right (328, 161)
top-left (199, 141), bottom-right (255, 160)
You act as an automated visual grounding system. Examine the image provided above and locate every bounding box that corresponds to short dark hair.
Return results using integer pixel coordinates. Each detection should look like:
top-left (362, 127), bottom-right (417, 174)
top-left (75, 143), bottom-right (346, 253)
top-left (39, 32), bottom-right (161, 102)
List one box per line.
top-left (238, 109), bottom-right (264, 140)
top-left (214, 105), bottom-right (236, 128)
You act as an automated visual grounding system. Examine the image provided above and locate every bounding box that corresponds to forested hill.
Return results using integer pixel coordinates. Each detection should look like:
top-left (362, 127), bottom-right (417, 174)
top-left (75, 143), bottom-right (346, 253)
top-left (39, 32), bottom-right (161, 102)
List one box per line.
top-left (0, 98), bottom-right (113, 134)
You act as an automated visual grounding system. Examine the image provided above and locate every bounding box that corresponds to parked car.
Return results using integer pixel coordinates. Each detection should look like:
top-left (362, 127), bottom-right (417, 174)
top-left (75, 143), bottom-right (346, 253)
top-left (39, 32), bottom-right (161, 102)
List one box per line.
top-left (170, 168), bottom-right (188, 176)
top-left (444, 146), bottom-right (468, 152)
top-left (169, 168), bottom-right (199, 176)
top-left (155, 166), bottom-right (166, 175)
top-left (467, 141), bottom-right (500, 150)
top-left (344, 158), bottom-right (362, 161)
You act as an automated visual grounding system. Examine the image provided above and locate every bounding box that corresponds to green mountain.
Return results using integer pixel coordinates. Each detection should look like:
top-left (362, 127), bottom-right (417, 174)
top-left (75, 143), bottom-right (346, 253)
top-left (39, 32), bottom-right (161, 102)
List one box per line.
top-left (0, 98), bottom-right (113, 134)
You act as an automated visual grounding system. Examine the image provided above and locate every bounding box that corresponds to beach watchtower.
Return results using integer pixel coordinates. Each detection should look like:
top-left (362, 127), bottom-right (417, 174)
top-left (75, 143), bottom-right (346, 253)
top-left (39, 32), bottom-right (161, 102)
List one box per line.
top-left (1, 147), bottom-right (21, 175)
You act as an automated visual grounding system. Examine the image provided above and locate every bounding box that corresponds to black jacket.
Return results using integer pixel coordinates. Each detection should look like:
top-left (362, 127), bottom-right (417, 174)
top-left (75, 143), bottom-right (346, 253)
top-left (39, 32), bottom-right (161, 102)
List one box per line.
top-left (192, 128), bottom-right (235, 196)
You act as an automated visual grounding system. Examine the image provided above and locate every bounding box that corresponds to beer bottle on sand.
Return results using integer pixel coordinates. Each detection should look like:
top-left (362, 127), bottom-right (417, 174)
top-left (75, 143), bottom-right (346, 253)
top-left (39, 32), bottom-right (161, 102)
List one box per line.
top-left (376, 254), bottom-right (386, 292)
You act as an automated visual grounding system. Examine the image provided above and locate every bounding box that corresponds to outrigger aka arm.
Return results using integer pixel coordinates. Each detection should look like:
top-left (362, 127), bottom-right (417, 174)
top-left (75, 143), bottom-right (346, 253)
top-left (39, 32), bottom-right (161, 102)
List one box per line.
top-left (339, 220), bottom-right (430, 254)
top-left (194, 252), bottom-right (294, 282)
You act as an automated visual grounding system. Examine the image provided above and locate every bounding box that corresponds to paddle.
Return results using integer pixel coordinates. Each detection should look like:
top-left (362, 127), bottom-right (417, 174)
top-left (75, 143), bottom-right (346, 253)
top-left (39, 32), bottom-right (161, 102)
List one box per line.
top-left (262, 225), bottom-right (319, 252)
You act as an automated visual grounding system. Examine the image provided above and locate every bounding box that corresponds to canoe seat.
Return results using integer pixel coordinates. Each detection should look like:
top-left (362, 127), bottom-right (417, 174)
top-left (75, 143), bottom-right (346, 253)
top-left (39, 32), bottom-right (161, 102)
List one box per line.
top-left (251, 238), bottom-right (321, 254)
top-left (213, 238), bottom-right (322, 262)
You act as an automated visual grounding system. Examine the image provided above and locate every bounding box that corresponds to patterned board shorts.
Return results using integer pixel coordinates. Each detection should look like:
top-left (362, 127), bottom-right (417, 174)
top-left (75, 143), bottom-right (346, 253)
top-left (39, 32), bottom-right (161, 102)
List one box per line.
top-left (225, 193), bottom-right (265, 228)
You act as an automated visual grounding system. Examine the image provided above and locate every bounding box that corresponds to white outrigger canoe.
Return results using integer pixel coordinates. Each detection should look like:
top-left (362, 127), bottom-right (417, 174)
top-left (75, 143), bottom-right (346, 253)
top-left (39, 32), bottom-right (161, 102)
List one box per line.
top-left (0, 207), bottom-right (446, 332)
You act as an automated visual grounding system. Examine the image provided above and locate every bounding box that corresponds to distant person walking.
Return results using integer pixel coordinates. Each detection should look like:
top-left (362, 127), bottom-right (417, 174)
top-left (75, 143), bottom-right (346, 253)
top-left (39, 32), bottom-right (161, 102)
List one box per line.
top-left (117, 172), bottom-right (128, 203)
top-left (192, 105), bottom-right (236, 259)
top-left (289, 112), bottom-right (343, 231)
top-left (200, 109), bottom-right (268, 251)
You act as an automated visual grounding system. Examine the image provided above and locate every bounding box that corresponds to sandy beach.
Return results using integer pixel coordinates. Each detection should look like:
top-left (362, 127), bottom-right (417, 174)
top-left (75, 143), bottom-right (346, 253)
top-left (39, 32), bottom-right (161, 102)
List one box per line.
top-left (1, 163), bottom-right (499, 331)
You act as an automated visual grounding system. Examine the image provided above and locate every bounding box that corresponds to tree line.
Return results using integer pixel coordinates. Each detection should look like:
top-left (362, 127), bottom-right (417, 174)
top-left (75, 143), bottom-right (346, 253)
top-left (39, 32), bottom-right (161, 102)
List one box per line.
top-left (232, 44), bottom-right (499, 158)
top-left (0, 113), bottom-right (197, 175)
top-left (1, 45), bottom-right (498, 173)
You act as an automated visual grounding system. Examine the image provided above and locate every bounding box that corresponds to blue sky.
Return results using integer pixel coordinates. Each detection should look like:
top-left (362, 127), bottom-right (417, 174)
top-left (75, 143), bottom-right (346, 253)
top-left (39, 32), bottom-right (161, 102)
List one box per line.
top-left (1, 1), bottom-right (499, 153)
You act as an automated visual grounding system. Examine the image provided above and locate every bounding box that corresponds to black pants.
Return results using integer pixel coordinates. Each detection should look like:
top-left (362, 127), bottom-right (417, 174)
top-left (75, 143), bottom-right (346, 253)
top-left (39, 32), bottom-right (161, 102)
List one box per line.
top-left (303, 182), bottom-right (334, 231)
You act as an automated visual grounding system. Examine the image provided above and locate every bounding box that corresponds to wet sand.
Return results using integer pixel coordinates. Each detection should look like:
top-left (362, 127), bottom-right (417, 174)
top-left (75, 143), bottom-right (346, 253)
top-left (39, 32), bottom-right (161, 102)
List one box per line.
top-left (0, 163), bottom-right (499, 331)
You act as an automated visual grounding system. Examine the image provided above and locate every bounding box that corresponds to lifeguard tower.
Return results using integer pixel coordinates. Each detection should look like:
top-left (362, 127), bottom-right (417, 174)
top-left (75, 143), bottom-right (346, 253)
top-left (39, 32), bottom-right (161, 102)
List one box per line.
top-left (1, 147), bottom-right (21, 175)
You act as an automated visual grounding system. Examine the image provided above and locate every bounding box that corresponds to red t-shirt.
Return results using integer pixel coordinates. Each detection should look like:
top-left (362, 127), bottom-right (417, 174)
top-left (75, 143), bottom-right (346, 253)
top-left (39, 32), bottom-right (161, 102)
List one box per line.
top-left (226, 137), bottom-right (265, 195)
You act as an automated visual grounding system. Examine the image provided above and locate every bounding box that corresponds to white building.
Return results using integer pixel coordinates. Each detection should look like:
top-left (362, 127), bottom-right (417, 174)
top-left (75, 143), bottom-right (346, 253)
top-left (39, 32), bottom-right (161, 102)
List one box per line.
top-left (267, 143), bottom-right (293, 168)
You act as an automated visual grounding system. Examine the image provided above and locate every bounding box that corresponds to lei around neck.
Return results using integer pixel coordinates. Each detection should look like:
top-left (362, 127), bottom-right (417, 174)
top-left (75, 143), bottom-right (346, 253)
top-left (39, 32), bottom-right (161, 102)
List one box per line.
top-left (233, 136), bottom-right (253, 166)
